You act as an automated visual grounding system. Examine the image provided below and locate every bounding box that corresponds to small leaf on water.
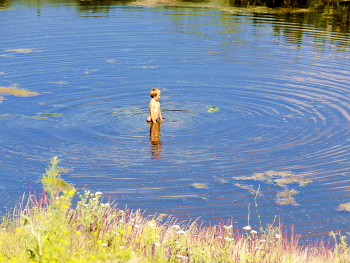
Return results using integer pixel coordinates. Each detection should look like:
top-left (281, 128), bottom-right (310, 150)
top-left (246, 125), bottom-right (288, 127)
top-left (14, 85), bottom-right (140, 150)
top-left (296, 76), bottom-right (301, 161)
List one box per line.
top-left (206, 106), bottom-right (220, 113)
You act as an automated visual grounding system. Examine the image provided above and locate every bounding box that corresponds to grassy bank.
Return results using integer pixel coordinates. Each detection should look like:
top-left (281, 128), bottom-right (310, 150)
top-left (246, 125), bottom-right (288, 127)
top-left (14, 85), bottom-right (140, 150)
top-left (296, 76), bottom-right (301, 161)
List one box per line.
top-left (0, 157), bottom-right (349, 263)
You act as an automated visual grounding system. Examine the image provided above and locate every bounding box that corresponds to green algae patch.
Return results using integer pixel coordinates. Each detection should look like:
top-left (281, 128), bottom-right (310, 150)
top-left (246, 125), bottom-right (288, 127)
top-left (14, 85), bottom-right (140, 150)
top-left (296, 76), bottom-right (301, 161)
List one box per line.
top-left (192, 183), bottom-right (209, 189)
top-left (206, 106), bottom-right (220, 113)
top-left (337, 202), bottom-right (350, 212)
top-left (0, 86), bottom-right (38, 97)
top-left (5, 48), bottom-right (33, 53)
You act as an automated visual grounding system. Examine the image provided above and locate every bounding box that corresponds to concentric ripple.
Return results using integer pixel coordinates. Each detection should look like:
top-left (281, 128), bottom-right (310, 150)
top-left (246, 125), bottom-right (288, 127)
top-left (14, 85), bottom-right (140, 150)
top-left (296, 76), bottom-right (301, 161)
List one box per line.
top-left (0, 1), bottom-right (350, 242)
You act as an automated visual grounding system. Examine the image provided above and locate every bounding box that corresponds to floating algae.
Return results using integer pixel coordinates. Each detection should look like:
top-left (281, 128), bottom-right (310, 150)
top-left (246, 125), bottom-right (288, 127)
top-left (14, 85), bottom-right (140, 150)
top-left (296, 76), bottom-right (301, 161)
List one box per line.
top-left (192, 183), bottom-right (209, 189)
top-left (233, 170), bottom-right (312, 206)
top-left (234, 170), bottom-right (312, 187)
top-left (5, 48), bottom-right (33, 53)
top-left (206, 106), bottom-right (220, 113)
top-left (234, 183), bottom-right (259, 195)
top-left (337, 202), bottom-right (350, 212)
top-left (39, 113), bottom-right (64, 117)
top-left (0, 86), bottom-right (38, 101)
top-left (276, 189), bottom-right (299, 206)
top-left (0, 86), bottom-right (38, 97)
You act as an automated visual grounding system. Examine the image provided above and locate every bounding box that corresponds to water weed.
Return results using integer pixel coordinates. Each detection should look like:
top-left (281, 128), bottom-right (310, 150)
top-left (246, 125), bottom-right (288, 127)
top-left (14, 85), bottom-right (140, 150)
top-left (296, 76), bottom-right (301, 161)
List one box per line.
top-left (0, 157), bottom-right (349, 262)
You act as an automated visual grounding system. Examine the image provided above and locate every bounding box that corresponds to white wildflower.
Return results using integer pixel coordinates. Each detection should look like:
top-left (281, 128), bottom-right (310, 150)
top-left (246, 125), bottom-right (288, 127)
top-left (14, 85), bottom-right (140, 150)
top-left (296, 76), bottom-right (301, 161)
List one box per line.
top-left (135, 224), bottom-right (140, 228)
top-left (149, 221), bottom-right (156, 228)
top-left (275, 234), bottom-right (282, 239)
top-left (251, 230), bottom-right (257, 234)
top-left (95, 191), bottom-right (102, 195)
top-left (243, 225), bottom-right (252, 231)
top-left (154, 242), bottom-right (160, 247)
top-left (224, 225), bottom-right (233, 229)
top-left (176, 230), bottom-right (187, 235)
top-left (102, 243), bottom-right (108, 247)
top-left (173, 225), bottom-right (181, 229)
top-left (224, 237), bottom-right (233, 241)
top-left (255, 246), bottom-right (262, 250)
top-left (176, 255), bottom-right (188, 259)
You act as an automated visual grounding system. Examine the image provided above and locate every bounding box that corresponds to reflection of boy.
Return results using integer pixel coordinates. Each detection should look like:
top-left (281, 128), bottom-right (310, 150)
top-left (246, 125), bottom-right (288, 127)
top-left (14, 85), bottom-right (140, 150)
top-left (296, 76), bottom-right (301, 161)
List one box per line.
top-left (149, 121), bottom-right (162, 159)
top-left (147, 88), bottom-right (163, 123)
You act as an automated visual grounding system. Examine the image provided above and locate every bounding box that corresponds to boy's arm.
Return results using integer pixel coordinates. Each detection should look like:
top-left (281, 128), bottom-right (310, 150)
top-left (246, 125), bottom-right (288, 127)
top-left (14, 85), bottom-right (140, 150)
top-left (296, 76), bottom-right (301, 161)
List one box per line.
top-left (159, 107), bottom-right (163, 120)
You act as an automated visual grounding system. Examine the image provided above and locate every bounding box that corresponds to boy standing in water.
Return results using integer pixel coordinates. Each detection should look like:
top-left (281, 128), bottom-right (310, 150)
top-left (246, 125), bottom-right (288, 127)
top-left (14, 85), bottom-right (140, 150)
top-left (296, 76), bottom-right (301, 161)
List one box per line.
top-left (147, 88), bottom-right (163, 123)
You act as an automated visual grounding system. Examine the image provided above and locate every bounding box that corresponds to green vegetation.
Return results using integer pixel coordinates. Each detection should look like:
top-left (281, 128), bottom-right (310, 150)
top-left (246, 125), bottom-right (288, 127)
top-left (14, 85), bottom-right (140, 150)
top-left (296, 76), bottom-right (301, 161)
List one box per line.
top-left (0, 157), bottom-right (349, 262)
top-left (206, 106), bottom-right (220, 113)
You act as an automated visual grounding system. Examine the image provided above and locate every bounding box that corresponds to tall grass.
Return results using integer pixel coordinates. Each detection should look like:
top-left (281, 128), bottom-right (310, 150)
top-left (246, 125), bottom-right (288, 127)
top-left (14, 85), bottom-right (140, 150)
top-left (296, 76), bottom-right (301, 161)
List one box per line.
top-left (0, 157), bottom-right (349, 262)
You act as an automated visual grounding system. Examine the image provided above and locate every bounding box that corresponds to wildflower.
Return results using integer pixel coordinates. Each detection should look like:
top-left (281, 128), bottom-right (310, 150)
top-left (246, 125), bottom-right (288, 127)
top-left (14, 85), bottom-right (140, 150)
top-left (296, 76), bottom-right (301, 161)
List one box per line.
top-left (255, 246), bottom-right (262, 250)
top-left (102, 243), bottom-right (108, 247)
top-left (16, 228), bottom-right (23, 233)
top-left (224, 225), bottom-right (233, 229)
top-left (76, 231), bottom-right (81, 235)
top-left (173, 225), bottom-right (181, 229)
top-left (224, 237), bottom-right (234, 241)
top-left (176, 230), bottom-right (187, 235)
top-left (149, 220), bottom-right (156, 228)
top-left (1, 228), bottom-right (6, 231)
top-left (260, 239), bottom-right (266, 243)
top-left (95, 191), bottom-right (102, 195)
top-left (243, 225), bottom-right (252, 231)
top-left (155, 242), bottom-right (160, 247)
top-left (251, 230), bottom-right (257, 234)
top-left (104, 203), bottom-right (110, 206)
top-left (135, 224), bottom-right (140, 228)
top-left (176, 255), bottom-right (188, 259)
top-left (120, 246), bottom-right (124, 249)
top-left (275, 234), bottom-right (282, 239)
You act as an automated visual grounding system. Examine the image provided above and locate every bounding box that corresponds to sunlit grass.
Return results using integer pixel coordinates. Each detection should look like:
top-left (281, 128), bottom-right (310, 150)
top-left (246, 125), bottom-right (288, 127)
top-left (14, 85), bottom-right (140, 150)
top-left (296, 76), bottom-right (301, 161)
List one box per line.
top-left (0, 157), bottom-right (349, 262)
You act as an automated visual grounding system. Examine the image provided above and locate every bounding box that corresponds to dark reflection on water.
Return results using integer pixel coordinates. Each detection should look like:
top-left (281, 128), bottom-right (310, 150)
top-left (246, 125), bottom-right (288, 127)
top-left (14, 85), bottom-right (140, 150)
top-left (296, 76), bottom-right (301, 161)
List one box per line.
top-left (149, 121), bottom-right (162, 159)
top-left (0, 0), bottom-right (350, 243)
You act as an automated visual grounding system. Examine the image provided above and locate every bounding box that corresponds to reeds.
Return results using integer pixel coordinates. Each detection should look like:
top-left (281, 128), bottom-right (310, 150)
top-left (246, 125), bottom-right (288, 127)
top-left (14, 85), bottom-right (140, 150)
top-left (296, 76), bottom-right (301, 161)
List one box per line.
top-left (0, 157), bottom-right (349, 262)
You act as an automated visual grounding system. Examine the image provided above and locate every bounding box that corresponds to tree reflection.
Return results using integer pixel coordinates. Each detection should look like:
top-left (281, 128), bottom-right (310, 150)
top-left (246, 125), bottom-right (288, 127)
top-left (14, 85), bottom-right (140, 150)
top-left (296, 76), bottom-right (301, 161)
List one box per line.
top-left (149, 121), bottom-right (162, 159)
